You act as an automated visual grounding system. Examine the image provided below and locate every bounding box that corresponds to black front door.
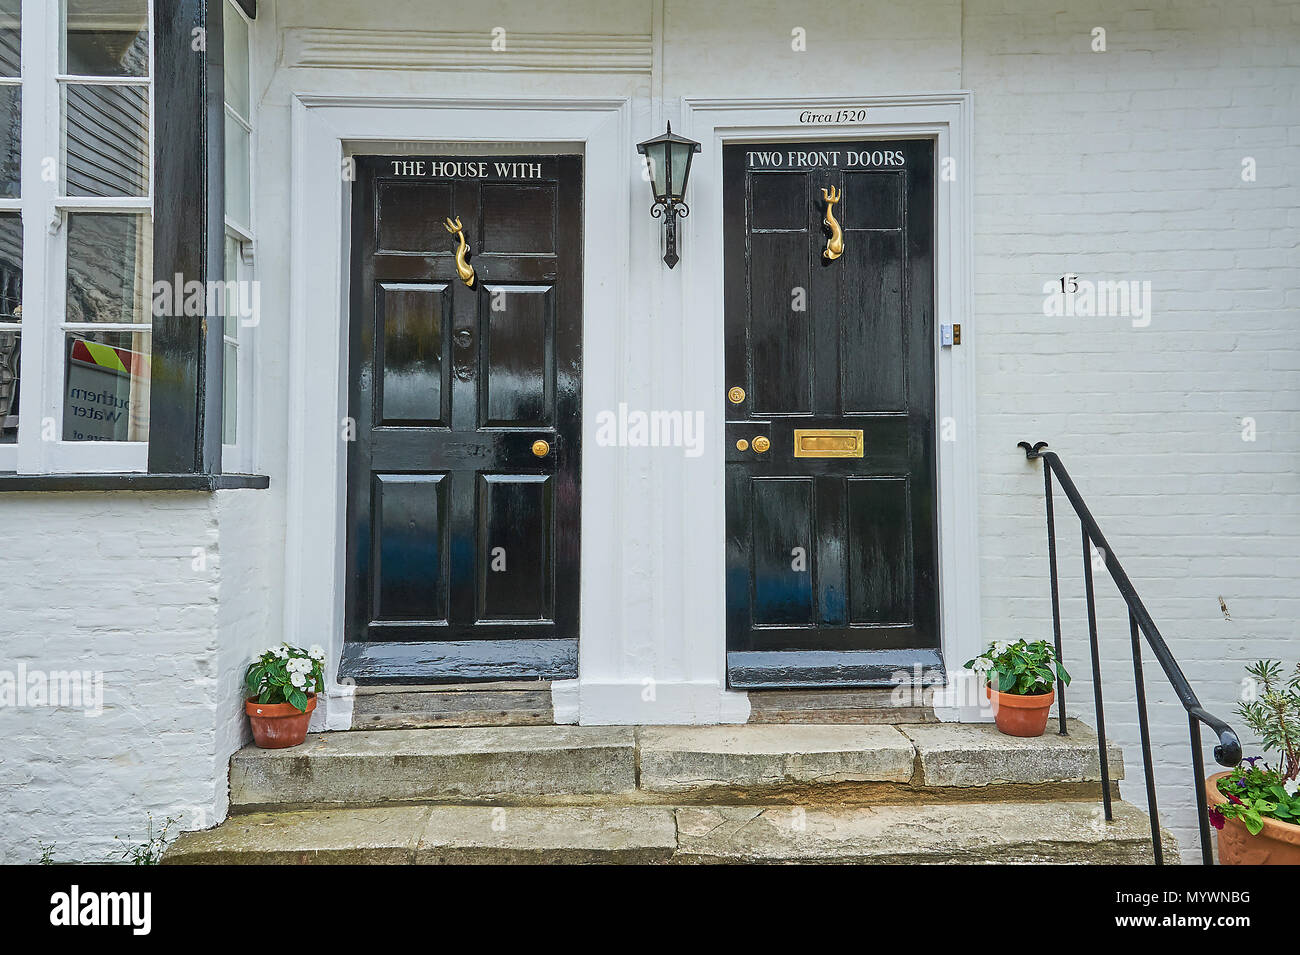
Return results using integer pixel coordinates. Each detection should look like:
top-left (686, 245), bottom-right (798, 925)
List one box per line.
top-left (724, 140), bottom-right (940, 688)
top-left (343, 155), bottom-right (582, 683)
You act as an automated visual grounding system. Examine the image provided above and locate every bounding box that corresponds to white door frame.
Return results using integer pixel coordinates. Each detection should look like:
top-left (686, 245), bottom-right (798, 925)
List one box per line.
top-left (678, 93), bottom-right (983, 718)
top-left (283, 94), bottom-right (631, 729)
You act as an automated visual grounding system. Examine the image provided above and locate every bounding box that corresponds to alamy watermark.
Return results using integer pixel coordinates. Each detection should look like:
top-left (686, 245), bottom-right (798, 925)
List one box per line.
top-left (0, 664), bottom-right (103, 717)
top-left (593, 404), bottom-right (705, 458)
top-left (151, 274), bottom-right (261, 327)
top-left (1044, 274), bottom-right (1152, 328)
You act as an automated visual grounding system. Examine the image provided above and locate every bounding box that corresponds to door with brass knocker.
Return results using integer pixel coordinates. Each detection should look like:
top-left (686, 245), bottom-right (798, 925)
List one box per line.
top-left (343, 155), bottom-right (583, 682)
top-left (723, 140), bottom-right (940, 687)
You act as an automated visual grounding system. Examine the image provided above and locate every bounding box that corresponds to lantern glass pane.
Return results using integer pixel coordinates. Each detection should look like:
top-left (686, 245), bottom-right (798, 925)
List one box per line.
top-left (644, 144), bottom-right (668, 201)
top-left (668, 142), bottom-right (694, 199)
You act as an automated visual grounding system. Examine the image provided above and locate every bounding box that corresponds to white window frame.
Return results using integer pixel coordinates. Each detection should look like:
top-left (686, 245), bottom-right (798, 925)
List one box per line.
top-left (13, 0), bottom-right (154, 474)
top-left (221, 0), bottom-right (254, 472)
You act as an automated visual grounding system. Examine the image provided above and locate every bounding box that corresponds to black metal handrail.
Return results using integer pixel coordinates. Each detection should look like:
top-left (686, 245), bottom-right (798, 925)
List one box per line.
top-left (1018, 441), bottom-right (1241, 865)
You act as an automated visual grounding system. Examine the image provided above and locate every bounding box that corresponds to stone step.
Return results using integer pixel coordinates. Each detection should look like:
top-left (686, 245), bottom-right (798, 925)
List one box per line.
top-left (165, 799), bottom-right (1170, 865)
top-left (350, 682), bottom-right (554, 730)
top-left (746, 687), bottom-right (937, 724)
top-left (229, 720), bottom-right (1123, 812)
top-left (230, 725), bottom-right (637, 812)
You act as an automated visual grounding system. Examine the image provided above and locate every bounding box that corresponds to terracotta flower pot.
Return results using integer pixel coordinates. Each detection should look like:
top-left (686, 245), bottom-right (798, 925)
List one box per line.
top-left (1206, 770), bottom-right (1300, 865)
top-left (986, 684), bottom-right (1055, 738)
top-left (245, 693), bottom-right (317, 749)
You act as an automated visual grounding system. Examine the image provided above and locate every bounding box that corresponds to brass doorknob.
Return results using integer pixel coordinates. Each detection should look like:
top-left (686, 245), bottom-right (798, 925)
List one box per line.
top-left (752, 436), bottom-right (770, 453)
top-left (728, 386), bottom-right (746, 404)
top-left (531, 439), bottom-right (550, 457)
top-left (735, 439), bottom-right (749, 451)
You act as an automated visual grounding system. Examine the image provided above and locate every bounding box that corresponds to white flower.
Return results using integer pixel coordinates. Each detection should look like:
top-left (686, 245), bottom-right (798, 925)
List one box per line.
top-left (308, 644), bottom-right (326, 662)
top-left (290, 671), bottom-right (307, 688)
top-left (972, 659), bottom-right (991, 673)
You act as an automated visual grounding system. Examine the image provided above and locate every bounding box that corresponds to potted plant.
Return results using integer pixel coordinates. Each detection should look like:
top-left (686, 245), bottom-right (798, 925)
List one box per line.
top-left (244, 644), bottom-right (326, 749)
top-left (1205, 660), bottom-right (1300, 864)
top-left (965, 639), bottom-right (1071, 738)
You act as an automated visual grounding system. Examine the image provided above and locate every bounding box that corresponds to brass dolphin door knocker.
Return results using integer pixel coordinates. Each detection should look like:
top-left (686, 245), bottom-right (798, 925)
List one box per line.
top-left (443, 216), bottom-right (476, 288)
top-left (821, 186), bottom-right (843, 261)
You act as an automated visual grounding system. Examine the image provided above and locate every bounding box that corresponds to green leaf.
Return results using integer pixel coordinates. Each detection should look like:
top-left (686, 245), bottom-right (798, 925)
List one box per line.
top-left (288, 688), bottom-right (309, 713)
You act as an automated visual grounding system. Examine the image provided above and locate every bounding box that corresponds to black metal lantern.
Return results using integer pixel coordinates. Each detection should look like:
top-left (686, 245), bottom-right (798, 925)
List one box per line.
top-left (636, 122), bottom-right (701, 268)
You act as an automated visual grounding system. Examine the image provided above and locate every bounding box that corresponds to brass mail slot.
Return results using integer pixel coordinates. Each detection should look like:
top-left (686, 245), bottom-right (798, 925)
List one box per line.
top-left (793, 429), bottom-right (864, 458)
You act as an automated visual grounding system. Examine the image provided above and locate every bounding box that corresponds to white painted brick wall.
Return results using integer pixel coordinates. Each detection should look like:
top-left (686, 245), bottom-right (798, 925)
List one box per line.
top-left (0, 490), bottom-right (274, 863)
top-left (966, 0), bottom-right (1300, 861)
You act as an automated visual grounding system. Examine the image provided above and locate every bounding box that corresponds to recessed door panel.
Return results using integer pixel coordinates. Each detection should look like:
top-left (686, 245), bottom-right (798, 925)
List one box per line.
top-left (750, 231), bottom-right (812, 416)
top-left (373, 473), bottom-right (448, 622)
top-left (481, 183), bottom-right (556, 254)
top-left (846, 477), bottom-right (912, 626)
top-left (481, 284), bottom-right (553, 429)
top-left (377, 182), bottom-right (455, 253)
top-left (477, 473), bottom-right (553, 621)
top-left (751, 478), bottom-right (815, 626)
top-left (840, 231), bottom-right (905, 412)
top-left (377, 283), bottom-right (450, 426)
top-left (724, 140), bottom-right (940, 688)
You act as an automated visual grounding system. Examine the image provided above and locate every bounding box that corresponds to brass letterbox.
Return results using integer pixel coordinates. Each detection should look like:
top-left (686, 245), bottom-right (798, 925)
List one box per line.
top-left (792, 429), bottom-right (864, 458)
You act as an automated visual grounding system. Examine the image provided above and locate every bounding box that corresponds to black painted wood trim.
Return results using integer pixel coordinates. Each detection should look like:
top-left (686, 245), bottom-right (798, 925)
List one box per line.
top-left (340, 640), bottom-right (579, 685)
top-left (727, 648), bottom-right (946, 689)
top-left (232, 0), bottom-right (256, 17)
top-left (0, 473), bottom-right (269, 491)
top-left (148, 0), bottom-right (225, 474)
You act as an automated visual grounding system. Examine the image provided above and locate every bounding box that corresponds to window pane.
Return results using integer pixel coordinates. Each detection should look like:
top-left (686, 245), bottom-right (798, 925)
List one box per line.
top-left (224, 1), bottom-right (250, 119)
top-left (223, 234), bottom-right (239, 338)
top-left (222, 341), bottom-right (237, 445)
top-left (0, 84), bottom-right (18, 199)
top-left (0, 212), bottom-right (19, 320)
top-left (65, 83), bottom-right (149, 197)
top-left (0, 0), bottom-right (19, 78)
top-left (0, 328), bottom-right (17, 443)
top-left (66, 213), bottom-right (153, 325)
top-left (63, 330), bottom-right (150, 442)
top-left (225, 115), bottom-right (250, 228)
top-left (63, 0), bottom-right (149, 77)
top-left (0, 212), bottom-right (20, 443)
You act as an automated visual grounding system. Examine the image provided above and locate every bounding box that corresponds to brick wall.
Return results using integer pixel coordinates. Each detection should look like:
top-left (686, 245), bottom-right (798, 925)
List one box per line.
top-left (0, 490), bottom-right (273, 863)
top-left (965, 0), bottom-right (1300, 860)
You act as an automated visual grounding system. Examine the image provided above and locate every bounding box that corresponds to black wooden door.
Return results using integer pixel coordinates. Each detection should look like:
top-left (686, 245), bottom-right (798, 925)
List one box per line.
top-left (343, 155), bottom-right (582, 683)
top-left (724, 140), bottom-right (940, 688)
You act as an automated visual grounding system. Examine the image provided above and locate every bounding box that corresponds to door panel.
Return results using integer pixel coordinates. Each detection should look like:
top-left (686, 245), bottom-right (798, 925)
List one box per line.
top-left (344, 155), bottom-right (582, 683)
top-left (724, 140), bottom-right (940, 688)
top-left (377, 283), bottom-right (450, 426)
top-left (373, 473), bottom-right (448, 622)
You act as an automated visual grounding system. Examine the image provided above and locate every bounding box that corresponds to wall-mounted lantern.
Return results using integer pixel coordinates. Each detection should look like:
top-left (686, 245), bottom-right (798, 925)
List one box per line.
top-left (636, 122), bottom-right (701, 268)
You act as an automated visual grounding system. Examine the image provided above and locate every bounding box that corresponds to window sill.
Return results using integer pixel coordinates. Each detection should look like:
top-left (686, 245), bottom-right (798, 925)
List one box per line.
top-left (0, 473), bottom-right (270, 492)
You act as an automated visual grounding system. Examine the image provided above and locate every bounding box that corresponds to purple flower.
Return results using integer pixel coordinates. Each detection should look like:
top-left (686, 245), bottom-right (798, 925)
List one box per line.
top-left (1226, 793), bottom-right (1243, 806)
top-left (1236, 778), bottom-right (1247, 788)
top-left (1243, 756), bottom-right (1263, 766)
top-left (1208, 807), bottom-right (1226, 830)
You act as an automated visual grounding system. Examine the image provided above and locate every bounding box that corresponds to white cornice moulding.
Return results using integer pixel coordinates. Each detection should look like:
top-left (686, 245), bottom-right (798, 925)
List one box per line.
top-left (285, 29), bottom-right (653, 74)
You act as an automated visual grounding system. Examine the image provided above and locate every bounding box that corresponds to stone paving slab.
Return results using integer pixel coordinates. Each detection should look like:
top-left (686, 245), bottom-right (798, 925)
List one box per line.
top-left (164, 806), bottom-right (431, 864)
top-left (416, 806), bottom-right (679, 864)
top-left (637, 724), bottom-right (916, 793)
top-left (672, 800), bottom-right (1162, 864)
top-left (899, 719), bottom-right (1125, 788)
top-left (231, 725), bottom-right (638, 809)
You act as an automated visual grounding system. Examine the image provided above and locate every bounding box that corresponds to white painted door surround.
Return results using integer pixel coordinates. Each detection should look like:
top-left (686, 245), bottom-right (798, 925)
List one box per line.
top-left (284, 92), bottom-right (979, 728)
